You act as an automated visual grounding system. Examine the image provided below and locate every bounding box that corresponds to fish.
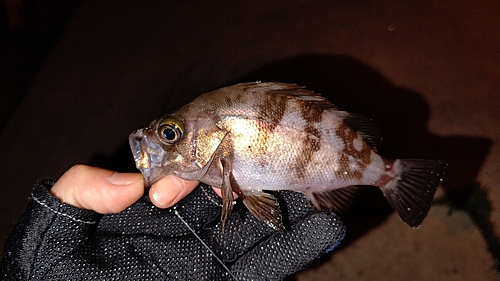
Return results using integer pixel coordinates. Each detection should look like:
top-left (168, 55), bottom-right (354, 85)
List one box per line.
top-left (129, 82), bottom-right (447, 230)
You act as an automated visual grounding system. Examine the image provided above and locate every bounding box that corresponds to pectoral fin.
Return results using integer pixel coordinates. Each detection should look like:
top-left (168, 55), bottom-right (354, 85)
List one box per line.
top-left (220, 156), bottom-right (235, 231)
top-left (219, 155), bottom-right (284, 231)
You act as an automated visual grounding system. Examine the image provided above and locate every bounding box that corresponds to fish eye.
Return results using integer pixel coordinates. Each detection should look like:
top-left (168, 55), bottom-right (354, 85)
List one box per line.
top-left (156, 116), bottom-right (184, 145)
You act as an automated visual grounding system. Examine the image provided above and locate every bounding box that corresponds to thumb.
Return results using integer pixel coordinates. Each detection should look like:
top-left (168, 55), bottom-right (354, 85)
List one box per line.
top-left (149, 175), bottom-right (199, 208)
top-left (50, 165), bottom-right (145, 214)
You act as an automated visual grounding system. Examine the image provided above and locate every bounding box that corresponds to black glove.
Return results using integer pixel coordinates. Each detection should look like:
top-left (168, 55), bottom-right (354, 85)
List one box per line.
top-left (98, 183), bottom-right (345, 280)
top-left (2, 182), bottom-right (345, 280)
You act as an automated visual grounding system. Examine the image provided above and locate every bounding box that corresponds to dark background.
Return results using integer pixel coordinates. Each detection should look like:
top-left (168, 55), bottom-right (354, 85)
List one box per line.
top-left (1, 0), bottom-right (499, 280)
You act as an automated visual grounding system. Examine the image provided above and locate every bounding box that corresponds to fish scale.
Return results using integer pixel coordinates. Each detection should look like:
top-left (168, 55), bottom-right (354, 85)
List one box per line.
top-left (129, 82), bottom-right (447, 230)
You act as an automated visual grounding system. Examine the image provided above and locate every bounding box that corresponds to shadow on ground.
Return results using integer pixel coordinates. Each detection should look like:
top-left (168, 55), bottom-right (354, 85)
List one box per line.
top-left (441, 183), bottom-right (500, 272)
top-left (89, 53), bottom-right (493, 277)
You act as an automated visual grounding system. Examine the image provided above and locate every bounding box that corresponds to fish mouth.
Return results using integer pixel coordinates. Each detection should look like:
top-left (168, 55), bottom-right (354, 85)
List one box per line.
top-left (129, 128), bottom-right (166, 187)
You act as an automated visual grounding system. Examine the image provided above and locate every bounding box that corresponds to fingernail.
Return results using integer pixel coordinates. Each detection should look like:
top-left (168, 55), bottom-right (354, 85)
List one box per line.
top-left (107, 172), bottom-right (142, 186)
top-left (151, 179), bottom-right (183, 207)
top-left (150, 186), bottom-right (165, 205)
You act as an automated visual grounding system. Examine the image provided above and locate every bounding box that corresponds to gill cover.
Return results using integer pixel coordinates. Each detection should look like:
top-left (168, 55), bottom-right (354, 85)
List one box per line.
top-left (170, 116), bottom-right (229, 180)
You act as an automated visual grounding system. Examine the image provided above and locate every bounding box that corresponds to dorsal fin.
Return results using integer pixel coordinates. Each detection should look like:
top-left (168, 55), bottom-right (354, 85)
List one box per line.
top-left (268, 84), bottom-right (340, 110)
top-left (342, 113), bottom-right (381, 151)
top-left (237, 82), bottom-right (340, 110)
top-left (234, 82), bottom-right (382, 150)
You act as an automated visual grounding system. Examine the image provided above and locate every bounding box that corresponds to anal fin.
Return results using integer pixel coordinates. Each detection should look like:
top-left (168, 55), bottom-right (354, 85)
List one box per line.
top-left (240, 191), bottom-right (284, 231)
top-left (305, 186), bottom-right (358, 215)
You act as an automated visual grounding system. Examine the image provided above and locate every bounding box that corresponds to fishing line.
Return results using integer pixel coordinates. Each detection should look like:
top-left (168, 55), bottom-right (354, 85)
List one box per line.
top-left (200, 184), bottom-right (223, 207)
top-left (173, 206), bottom-right (238, 281)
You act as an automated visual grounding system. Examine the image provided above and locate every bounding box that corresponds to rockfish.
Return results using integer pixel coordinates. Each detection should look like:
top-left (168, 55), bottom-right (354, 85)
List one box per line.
top-left (129, 82), bottom-right (447, 229)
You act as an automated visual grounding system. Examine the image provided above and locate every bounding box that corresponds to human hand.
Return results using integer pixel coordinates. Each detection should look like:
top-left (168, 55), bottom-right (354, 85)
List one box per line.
top-left (49, 165), bottom-right (345, 280)
top-left (95, 183), bottom-right (345, 280)
top-left (50, 164), bottom-right (199, 213)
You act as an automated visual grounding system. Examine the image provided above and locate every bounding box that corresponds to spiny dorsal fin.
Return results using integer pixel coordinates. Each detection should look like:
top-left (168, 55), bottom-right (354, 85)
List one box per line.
top-left (236, 82), bottom-right (340, 110)
top-left (239, 82), bottom-right (382, 150)
top-left (305, 186), bottom-right (359, 215)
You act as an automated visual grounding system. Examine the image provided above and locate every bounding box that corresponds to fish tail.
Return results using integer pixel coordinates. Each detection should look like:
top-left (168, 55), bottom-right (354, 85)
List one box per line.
top-left (381, 159), bottom-right (447, 227)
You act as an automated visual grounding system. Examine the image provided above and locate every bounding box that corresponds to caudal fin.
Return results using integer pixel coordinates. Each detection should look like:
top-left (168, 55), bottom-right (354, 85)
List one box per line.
top-left (382, 159), bottom-right (447, 227)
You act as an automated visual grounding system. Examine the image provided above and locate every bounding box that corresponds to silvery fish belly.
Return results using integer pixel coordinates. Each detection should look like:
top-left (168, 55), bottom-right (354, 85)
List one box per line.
top-left (129, 82), bottom-right (447, 230)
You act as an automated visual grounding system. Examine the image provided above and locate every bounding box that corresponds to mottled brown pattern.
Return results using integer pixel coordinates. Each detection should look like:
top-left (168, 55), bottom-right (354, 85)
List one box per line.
top-left (254, 121), bottom-right (278, 167)
top-left (337, 153), bottom-right (361, 180)
top-left (371, 158), bottom-right (395, 186)
top-left (224, 95), bottom-right (233, 107)
top-left (334, 122), bottom-right (373, 180)
top-left (255, 94), bottom-right (288, 131)
top-left (294, 125), bottom-right (322, 179)
top-left (233, 92), bottom-right (244, 104)
top-left (214, 89), bottom-right (289, 169)
top-left (246, 94), bottom-right (288, 168)
top-left (304, 125), bottom-right (321, 140)
top-left (382, 157), bottom-right (394, 170)
top-left (204, 89), bottom-right (243, 112)
top-left (298, 99), bottom-right (324, 124)
top-left (289, 98), bottom-right (324, 179)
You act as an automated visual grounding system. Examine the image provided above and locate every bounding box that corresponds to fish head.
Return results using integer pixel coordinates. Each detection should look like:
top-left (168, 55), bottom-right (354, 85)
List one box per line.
top-left (129, 112), bottom-right (227, 187)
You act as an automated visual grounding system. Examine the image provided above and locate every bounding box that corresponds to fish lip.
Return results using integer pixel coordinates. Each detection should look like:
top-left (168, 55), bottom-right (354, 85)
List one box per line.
top-left (129, 128), bottom-right (166, 187)
top-left (129, 129), bottom-right (144, 167)
top-left (139, 167), bottom-right (158, 187)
